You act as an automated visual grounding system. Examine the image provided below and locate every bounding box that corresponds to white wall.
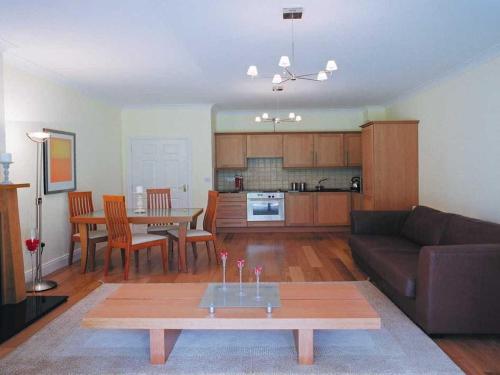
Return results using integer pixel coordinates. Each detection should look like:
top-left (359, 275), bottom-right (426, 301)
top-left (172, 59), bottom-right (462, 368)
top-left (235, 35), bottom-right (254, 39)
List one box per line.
top-left (121, 105), bottom-right (214, 221)
top-left (0, 53), bottom-right (5, 153)
top-left (4, 64), bottom-right (122, 276)
top-left (215, 107), bottom-right (367, 132)
top-left (387, 55), bottom-right (500, 222)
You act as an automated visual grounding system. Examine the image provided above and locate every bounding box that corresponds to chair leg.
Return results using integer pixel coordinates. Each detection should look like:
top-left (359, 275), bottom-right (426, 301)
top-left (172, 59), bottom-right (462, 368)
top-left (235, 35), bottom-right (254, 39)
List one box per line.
top-left (89, 242), bottom-right (97, 272)
top-left (124, 249), bottom-right (131, 280)
top-left (68, 238), bottom-right (76, 265)
top-left (160, 242), bottom-right (168, 273)
top-left (191, 243), bottom-right (198, 259)
top-left (212, 239), bottom-right (220, 265)
top-left (168, 238), bottom-right (174, 258)
top-left (134, 251), bottom-right (139, 270)
top-left (147, 247), bottom-right (151, 262)
top-left (103, 245), bottom-right (112, 276)
top-left (205, 241), bottom-right (212, 263)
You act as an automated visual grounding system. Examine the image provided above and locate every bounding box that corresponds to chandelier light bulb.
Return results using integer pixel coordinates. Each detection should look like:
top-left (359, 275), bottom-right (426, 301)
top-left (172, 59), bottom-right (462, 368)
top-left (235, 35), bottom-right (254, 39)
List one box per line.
top-left (272, 74), bottom-right (282, 84)
top-left (247, 65), bottom-right (258, 77)
top-left (255, 116), bottom-right (262, 122)
top-left (295, 115), bottom-right (302, 122)
top-left (326, 60), bottom-right (338, 71)
top-left (317, 71), bottom-right (328, 81)
top-left (289, 112), bottom-right (295, 119)
top-left (262, 113), bottom-right (269, 120)
top-left (278, 56), bottom-right (291, 68)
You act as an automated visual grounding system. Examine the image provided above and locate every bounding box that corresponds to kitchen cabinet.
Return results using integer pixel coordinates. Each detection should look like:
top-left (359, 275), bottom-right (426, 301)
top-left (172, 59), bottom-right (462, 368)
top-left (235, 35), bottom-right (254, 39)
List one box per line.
top-left (314, 134), bottom-right (344, 167)
top-left (216, 193), bottom-right (247, 228)
top-left (247, 134), bottom-right (283, 158)
top-left (283, 134), bottom-right (314, 168)
top-left (361, 121), bottom-right (418, 210)
top-left (285, 193), bottom-right (315, 226)
top-left (315, 192), bottom-right (351, 225)
top-left (344, 133), bottom-right (362, 167)
top-left (215, 134), bottom-right (247, 169)
top-left (351, 192), bottom-right (364, 211)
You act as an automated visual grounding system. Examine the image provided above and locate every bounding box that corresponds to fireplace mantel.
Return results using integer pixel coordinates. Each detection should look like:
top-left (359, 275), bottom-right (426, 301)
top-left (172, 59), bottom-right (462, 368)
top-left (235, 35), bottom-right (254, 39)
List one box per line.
top-left (0, 183), bottom-right (30, 305)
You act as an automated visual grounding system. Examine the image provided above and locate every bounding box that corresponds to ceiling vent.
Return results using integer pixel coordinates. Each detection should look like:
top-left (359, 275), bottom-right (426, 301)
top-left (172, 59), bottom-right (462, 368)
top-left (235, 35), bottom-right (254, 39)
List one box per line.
top-left (283, 7), bottom-right (303, 20)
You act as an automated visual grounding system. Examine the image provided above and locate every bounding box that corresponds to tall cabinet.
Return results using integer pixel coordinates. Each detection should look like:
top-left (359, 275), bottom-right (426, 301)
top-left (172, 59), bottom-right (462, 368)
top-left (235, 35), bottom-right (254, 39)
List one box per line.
top-left (361, 121), bottom-right (419, 210)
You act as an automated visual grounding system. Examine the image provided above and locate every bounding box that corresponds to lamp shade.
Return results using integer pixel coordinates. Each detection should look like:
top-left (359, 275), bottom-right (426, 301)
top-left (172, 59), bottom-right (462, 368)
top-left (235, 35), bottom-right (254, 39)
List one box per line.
top-left (247, 65), bottom-right (258, 77)
top-left (317, 71), bottom-right (328, 81)
top-left (326, 60), bottom-right (338, 71)
top-left (255, 116), bottom-right (262, 122)
top-left (295, 115), bottom-right (302, 122)
top-left (278, 56), bottom-right (291, 68)
top-left (272, 74), bottom-right (282, 84)
top-left (27, 131), bottom-right (51, 142)
top-left (288, 112), bottom-right (295, 119)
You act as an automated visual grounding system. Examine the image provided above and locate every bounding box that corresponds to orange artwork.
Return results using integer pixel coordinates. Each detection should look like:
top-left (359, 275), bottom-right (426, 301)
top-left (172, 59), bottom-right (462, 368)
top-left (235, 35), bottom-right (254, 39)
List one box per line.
top-left (50, 137), bottom-right (72, 183)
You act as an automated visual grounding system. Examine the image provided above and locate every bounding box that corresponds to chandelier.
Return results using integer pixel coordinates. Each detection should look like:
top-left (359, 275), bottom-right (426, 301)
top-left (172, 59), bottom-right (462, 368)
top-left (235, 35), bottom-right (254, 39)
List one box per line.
top-left (246, 7), bottom-right (338, 85)
top-left (255, 112), bottom-right (302, 124)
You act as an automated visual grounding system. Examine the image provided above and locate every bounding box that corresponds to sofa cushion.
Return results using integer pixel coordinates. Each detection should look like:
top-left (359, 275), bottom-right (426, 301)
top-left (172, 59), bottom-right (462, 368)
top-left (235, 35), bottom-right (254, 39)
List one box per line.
top-left (349, 235), bottom-right (421, 267)
top-left (401, 206), bottom-right (451, 246)
top-left (370, 250), bottom-right (419, 298)
top-left (440, 214), bottom-right (500, 245)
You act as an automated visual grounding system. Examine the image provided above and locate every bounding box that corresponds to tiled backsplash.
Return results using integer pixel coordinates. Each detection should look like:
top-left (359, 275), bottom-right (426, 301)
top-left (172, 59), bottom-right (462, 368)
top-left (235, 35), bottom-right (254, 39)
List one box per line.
top-left (216, 158), bottom-right (361, 191)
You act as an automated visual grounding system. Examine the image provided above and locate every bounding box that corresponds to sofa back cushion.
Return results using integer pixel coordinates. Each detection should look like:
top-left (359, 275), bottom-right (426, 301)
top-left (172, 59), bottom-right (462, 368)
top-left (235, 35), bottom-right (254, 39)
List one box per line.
top-left (401, 206), bottom-right (451, 246)
top-left (440, 214), bottom-right (500, 245)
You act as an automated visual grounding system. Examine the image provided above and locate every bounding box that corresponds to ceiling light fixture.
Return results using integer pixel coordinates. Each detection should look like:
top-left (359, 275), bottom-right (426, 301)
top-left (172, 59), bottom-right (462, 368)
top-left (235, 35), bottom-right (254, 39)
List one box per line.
top-left (246, 7), bottom-right (338, 85)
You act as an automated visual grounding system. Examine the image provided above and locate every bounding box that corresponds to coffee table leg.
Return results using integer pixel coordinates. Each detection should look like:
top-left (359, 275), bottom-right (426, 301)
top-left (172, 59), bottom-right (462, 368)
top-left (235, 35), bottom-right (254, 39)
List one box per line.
top-left (149, 329), bottom-right (181, 364)
top-left (293, 329), bottom-right (314, 365)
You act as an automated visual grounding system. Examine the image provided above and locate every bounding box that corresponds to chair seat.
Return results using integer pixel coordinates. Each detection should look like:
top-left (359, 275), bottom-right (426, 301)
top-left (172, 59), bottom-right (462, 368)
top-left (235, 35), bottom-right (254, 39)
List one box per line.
top-left (167, 229), bottom-right (213, 239)
top-left (147, 224), bottom-right (178, 233)
top-left (132, 233), bottom-right (167, 245)
top-left (73, 230), bottom-right (108, 240)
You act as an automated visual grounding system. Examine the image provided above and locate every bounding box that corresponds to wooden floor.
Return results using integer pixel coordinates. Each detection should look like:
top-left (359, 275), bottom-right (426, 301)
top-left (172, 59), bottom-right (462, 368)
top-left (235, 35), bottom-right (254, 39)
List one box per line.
top-left (1, 232), bottom-right (499, 374)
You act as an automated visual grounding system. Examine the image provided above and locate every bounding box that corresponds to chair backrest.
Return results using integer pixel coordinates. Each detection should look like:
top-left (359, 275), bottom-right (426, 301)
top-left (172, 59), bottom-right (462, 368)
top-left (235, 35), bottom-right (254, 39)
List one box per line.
top-left (203, 190), bottom-right (219, 234)
top-left (147, 188), bottom-right (172, 209)
top-left (103, 195), bottom-right (131, 246)
top-left (147, 188), bottom-right (172, 227)
top-left (68, 191), bottom-right (97, 234)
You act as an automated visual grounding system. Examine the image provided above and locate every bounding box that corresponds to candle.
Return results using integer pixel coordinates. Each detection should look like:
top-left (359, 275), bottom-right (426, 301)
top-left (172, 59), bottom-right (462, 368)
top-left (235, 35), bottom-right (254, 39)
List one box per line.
top-left (0, 153), bottom-right (12, 163)
top-left (135, 185), bottom-right (144, 194)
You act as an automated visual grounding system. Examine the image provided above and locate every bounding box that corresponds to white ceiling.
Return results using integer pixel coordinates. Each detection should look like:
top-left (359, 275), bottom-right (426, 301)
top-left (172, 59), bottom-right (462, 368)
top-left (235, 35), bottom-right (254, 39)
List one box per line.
top-left (1, 0), bottom-right (500, 109)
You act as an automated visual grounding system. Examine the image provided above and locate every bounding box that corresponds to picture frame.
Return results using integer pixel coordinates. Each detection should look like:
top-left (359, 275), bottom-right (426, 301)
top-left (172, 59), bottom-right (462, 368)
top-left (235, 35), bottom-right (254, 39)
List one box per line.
top-left (43, 128), bottom-right (77, 194)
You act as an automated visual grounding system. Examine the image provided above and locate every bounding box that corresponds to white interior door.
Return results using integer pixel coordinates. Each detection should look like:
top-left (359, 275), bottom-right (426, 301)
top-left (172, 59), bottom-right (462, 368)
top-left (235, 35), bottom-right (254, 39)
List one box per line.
top-left (129, 138), bottom-right (191, 207)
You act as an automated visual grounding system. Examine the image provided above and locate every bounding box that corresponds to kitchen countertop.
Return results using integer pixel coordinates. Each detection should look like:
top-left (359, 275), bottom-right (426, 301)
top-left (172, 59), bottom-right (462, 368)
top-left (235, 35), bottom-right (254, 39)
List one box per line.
top-left (219, 189), bottom-right (359, 194)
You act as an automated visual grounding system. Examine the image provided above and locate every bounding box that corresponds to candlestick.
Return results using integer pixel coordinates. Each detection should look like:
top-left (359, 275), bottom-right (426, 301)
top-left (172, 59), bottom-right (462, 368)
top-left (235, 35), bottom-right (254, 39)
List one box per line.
top-left (254, 265), bottom-right (263, 299)
top-left (220, 251), bottom-right (228, 289)
top-left (237, 259), bottom-right (245, 296)
top-left (1, 161), bottom-right (13, 184)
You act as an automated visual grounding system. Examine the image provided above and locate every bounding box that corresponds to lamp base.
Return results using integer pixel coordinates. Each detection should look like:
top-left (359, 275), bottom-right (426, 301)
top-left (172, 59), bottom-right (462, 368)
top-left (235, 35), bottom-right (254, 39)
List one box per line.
top-left (26, 279), bottom-right (58, 292)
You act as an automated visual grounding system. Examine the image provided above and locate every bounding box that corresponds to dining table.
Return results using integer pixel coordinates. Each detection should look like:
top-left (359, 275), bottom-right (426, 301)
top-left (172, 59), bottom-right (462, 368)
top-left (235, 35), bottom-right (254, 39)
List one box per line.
top-left (70, 207), bottom-right (204, 274)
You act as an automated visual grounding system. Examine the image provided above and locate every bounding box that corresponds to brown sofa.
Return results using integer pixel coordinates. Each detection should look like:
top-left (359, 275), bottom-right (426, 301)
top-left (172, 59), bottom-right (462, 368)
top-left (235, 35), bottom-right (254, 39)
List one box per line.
top-left (349, 206), bottom-right (500, 334)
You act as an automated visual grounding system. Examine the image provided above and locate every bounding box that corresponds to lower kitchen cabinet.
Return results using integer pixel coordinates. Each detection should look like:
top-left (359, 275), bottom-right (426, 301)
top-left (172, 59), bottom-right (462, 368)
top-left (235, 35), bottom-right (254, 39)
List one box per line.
top-left (285, 192), bottom-right (351, 226)
top-left (285, 193), bottom-right (315, 226)
top-left (315, 192), bottom-right (351, 225)
top-left (216, 193), bottom-right (247, 228)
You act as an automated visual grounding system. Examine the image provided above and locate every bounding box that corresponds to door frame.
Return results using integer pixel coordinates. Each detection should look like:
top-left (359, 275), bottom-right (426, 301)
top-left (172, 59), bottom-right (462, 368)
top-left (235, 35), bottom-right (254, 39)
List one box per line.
top-left (126, 137), bottom-right (193, 207)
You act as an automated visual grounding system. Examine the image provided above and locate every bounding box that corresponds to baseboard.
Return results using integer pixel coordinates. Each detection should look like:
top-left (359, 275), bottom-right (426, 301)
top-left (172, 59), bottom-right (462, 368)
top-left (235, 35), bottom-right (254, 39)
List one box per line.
top-left (217, 226), bottom-right (351, 233)
top-left (24, 247), bottom-right (81, 282)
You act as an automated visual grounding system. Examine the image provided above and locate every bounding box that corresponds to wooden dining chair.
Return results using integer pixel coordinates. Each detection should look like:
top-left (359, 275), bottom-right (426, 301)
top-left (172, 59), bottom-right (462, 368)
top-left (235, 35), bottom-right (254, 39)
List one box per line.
top-left (68, 191), bottom-right (108, 270)
top-left (146, 188), bottom-right (178, 259)
top-left (103, 195), bottom-right (168, 280)
top-left (167, 190), bottom-right (219, 268)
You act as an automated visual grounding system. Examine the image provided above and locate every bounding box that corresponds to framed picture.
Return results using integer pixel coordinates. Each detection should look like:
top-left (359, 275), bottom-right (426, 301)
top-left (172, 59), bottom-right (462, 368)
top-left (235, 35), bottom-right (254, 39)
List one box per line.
top-left (43, 128), bottom-right (77, 194)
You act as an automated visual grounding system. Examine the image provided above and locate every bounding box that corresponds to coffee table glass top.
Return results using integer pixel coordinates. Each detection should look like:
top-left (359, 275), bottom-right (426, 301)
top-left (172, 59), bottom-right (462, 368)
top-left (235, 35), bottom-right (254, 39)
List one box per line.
top-left (199, 283), bottom-right (281, 309)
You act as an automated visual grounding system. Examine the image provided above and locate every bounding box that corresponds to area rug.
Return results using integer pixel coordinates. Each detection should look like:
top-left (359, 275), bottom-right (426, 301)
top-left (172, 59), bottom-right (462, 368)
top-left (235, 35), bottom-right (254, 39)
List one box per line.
top-left (0, 282), bottom-right (462, 374)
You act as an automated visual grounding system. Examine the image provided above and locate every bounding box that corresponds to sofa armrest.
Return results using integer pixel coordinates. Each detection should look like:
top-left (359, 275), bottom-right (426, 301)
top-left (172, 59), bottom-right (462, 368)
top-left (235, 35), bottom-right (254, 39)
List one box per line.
top-left (350, 210), bottom-right (409, 235)
top-left (416, 244), bottom-right (500, 334)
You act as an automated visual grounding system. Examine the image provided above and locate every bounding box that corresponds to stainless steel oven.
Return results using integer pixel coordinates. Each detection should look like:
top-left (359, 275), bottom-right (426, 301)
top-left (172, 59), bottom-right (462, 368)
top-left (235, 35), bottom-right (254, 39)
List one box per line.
top-left (247, 192), bottom-right (285, 221)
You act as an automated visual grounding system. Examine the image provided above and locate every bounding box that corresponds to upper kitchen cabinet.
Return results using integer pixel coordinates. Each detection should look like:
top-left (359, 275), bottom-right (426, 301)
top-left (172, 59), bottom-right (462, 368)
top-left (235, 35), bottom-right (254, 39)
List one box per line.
top-left (247, 134), bottom-right (283, 158)
top-left (283, 134), bottom-right (314, 168)
top-left (314, 134), bottom-right (344, 167)
top-left (344, 133), bottom-right (362, 167)
top-left (215, 134), bottom-right (247, 169)
top-left (361, 121), bottom-right (419, 210)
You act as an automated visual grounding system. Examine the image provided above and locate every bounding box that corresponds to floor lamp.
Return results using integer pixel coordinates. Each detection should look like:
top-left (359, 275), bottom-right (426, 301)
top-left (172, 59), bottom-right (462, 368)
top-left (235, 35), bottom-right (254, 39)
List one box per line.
top-left (26, 131), bottom-right (58, 292)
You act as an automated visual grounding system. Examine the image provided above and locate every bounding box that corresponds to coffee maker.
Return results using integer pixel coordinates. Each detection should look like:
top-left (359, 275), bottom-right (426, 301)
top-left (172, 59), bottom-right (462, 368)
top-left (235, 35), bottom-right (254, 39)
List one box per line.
top-left (234, 175), bottom-right (244, 191)
top-left (351, 176), bottom-right (361, 192)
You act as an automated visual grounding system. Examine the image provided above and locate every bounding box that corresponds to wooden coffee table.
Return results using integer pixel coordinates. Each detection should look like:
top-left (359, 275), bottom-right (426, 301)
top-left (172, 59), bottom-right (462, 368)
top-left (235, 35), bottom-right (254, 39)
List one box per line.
top-left (82, 283), bottom-right (380, 365)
